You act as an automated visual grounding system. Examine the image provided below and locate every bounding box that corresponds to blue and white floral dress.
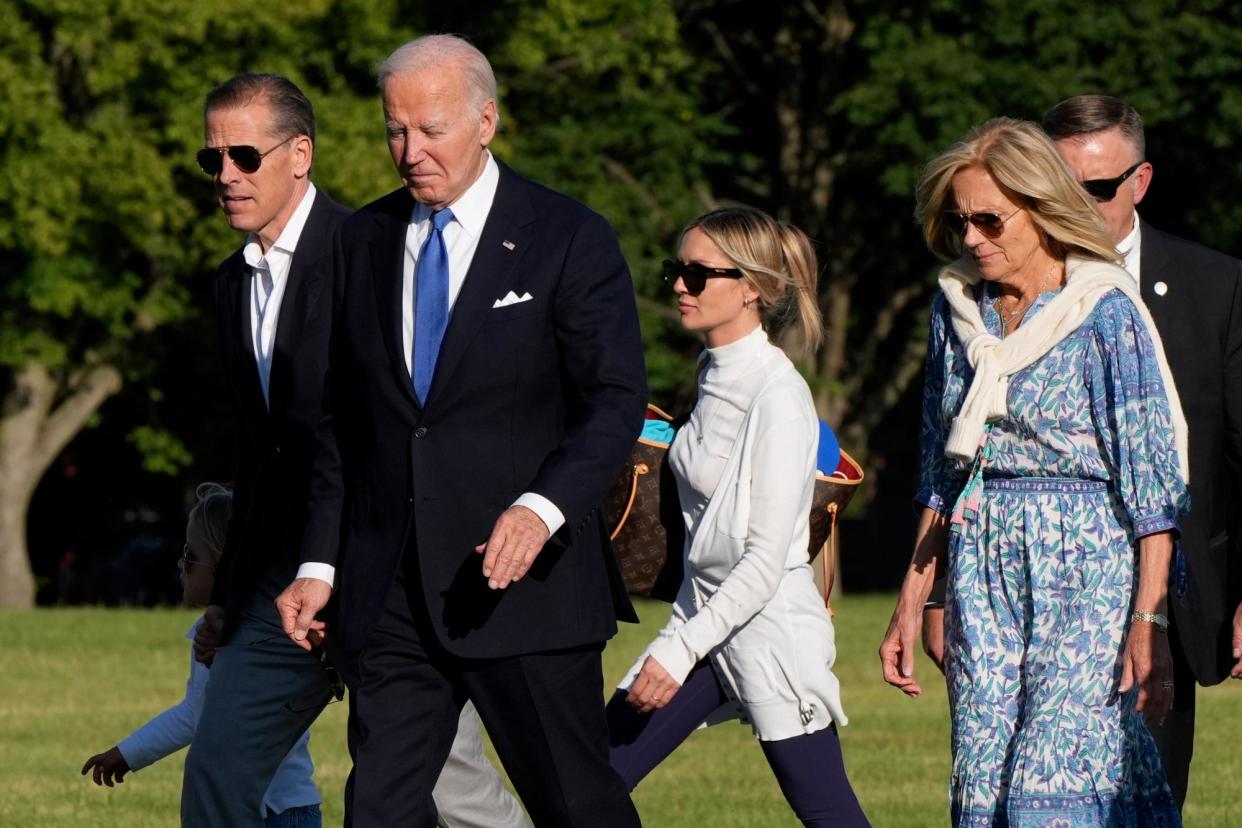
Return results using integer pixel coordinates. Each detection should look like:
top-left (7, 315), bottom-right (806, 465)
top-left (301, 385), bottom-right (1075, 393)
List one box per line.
top-left (918, 283), bottom-right (1187, 828)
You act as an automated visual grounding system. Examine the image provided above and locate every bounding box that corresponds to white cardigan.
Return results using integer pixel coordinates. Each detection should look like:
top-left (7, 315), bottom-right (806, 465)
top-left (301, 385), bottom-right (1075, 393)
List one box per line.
top-left (622, 327), bottom-right (847, 740)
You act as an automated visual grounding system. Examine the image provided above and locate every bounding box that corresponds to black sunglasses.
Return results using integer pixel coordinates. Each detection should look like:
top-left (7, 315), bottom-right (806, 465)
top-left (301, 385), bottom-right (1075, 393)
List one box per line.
top-left (196, 135), bottom-right (296, 176)
top-left (943, 208), bottom-right (1019, 239)
top-left (1081, 161), bottom-right (1143, 202)
top-left (662, 259), bottom-right (745, 295)
top-left (178, 543), bottom-right (215, 573)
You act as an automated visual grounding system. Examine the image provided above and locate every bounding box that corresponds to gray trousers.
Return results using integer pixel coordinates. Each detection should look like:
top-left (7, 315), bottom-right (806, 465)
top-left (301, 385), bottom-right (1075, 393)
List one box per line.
top-left (181, 609), bottom-right (530, 828)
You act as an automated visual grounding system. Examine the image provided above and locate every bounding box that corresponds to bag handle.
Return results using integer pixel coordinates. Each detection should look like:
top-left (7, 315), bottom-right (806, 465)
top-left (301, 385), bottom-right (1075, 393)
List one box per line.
top-left (819, 502), bottom-right (839, 617)
top-left (609, 462), bottom-right (650, 541)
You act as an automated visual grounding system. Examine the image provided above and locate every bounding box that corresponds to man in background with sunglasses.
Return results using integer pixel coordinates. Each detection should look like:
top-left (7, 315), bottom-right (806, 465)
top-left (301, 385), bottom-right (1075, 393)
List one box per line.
top-left (184, 73), bottom-right (529, 828)
top-left (1043, 94), bottom-right (1242, 812)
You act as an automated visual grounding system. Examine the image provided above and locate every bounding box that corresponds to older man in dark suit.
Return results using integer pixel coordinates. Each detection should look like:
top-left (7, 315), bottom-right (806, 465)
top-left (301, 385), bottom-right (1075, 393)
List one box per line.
top-left (1042, 94), bottom-right (1242, 810)
top-left (276, 35), bottom-right (647, 827)
top-left (186, 72), bottom-right (528, 828)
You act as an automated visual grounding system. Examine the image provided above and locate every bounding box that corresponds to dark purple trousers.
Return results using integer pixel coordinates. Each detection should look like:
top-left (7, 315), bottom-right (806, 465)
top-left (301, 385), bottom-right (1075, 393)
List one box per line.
top-left (607, 661), bottom-right (870, 827)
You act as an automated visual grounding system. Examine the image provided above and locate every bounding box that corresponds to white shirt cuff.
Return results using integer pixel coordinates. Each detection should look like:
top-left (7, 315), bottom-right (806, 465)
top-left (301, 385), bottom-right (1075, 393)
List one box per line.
top-left (295, 562), bottom-right (336, 588)
top-left (513, 492), bottom-right (565, 535)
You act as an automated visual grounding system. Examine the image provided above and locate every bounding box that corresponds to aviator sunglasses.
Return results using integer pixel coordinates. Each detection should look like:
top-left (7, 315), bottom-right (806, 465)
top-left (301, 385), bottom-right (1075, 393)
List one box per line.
top-left (196, 135), bottom-right (296, 176)
top-left (943, 208), bottom-right (1020, 239)
top-left (662, 259), bottom-right (745, 295)
top-left (1080, 161), bottom-right (1143, 202)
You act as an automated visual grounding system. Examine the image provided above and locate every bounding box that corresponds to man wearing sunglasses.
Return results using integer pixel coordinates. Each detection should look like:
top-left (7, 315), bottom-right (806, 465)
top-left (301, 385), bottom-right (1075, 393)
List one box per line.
top-left (1043, 95), bottom-right (1242, 812)
top-left (180, 71), bottom-right (352, 828)
top-left (184, 73), bottom-right (528, 828)
top-left (276, 34), bottom-right (646, 827)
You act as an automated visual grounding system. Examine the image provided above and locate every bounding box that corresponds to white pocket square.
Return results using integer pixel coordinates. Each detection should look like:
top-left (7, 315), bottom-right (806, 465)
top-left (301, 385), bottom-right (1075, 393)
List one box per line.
top-left (492, 291), bottom-right (533, 308)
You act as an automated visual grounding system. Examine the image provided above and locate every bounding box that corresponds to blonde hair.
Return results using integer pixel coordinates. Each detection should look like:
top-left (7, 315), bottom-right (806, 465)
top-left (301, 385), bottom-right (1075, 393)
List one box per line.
top-left (915, 117), bottom-right (1119, 264)
top-left (185, 483), bottom-right (233, 568)
top-left (684, 206), bottom-right (824, 357)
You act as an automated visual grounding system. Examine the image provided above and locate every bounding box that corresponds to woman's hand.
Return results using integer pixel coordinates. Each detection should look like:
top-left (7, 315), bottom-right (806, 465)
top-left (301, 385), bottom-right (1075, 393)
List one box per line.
top-left (879, 507), bottom-right (948, 698)
top-left (880, 604), bottom-right (925, 698)
top-left (81, 746), bottom-right (130, 787)
top-left (626, 656), bottom-right (681, 714)
top-left (1119, 620), bottom-right (1174, 725)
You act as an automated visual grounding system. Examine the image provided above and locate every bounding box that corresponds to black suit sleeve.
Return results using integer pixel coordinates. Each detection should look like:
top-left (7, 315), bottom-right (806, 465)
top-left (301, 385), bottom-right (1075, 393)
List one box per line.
top-left (209, 266), bottom-right (248, 608)
top-left (527, 211), bottom-right (648, 531)
top-left (1224, 259), bottom-right (1242, 482)
top-left (297, 229), bottom-right (348, 572)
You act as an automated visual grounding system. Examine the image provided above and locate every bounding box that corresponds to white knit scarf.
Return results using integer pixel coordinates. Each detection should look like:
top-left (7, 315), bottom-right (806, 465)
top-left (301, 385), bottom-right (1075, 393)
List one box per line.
top-left (938, 254), bottom-right (1189, 483)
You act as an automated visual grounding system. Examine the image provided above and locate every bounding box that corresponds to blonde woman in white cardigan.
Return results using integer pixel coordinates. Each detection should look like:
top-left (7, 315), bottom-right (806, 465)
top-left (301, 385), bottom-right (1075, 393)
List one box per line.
top-left (606, 207), bottom-right (869, 827)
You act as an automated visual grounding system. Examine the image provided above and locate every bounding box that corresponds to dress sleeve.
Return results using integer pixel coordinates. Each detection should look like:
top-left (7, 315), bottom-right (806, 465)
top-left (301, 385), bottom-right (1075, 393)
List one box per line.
top-left (116, 625), bottom-right (208, 771)
top-left (1087, 290), bottom-right (1190, 537)
top-left (646, 386), bottom-right (817, 684)
top-left (915, 294), bottom-right (968, 514)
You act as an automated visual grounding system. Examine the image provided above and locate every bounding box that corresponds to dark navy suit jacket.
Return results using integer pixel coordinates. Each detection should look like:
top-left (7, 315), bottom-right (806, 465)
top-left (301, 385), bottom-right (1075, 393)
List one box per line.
top-left (301, 161), bottom-right (645, 656)
top-left (1140, 221), bottom-right (1242, 686)
top-left (211, 190), bottom-right (352, 640)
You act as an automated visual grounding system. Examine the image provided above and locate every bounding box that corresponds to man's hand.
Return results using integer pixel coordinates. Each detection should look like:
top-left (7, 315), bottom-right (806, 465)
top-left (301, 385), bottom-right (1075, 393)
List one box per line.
top-left (474, 505), bottom-right (550, 590)
top-left (193, 605), bottom-right (224, 667)
top-left (1231, 600), bottom-right (1242, 679)
top-left (1118, 621), bottom-right (1174, 725)
top-left (275, 578), bottom-right (332, 651)
top-left (81, 746), bottom-right (130, 787)
top-left (626, 656), bottom-right (681, 714)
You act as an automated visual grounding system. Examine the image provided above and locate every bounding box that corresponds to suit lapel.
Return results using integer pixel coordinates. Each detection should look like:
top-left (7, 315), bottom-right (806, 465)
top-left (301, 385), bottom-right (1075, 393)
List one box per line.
top-left (369, 191), bottom-right (421, 409)
top-left (426, 165), bottom-right (535, 404)
top-left (1139, 220), bottom-right (1175, 334)
top-left (268, 195), bottom-right (332, 414)
top-left (226, 254), bottom-right (270, 424)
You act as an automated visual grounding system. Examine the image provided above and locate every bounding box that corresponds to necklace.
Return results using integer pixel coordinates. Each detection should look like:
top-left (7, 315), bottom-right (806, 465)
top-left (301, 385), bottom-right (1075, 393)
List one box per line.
top-left (993, 261), bottom-right (1062, 337)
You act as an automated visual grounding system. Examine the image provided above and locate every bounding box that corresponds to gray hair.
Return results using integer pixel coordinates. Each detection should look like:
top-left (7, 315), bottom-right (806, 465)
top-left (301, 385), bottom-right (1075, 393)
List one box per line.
top-left (378, 35), bottom-right (499, 123)
top-left (1041, 95), bottom-right (1146, 162)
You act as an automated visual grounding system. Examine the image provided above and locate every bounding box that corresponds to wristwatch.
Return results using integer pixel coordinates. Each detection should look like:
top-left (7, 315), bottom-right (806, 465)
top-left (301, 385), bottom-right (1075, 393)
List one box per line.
top-left (1131, 610), bottom-right (1169, 632)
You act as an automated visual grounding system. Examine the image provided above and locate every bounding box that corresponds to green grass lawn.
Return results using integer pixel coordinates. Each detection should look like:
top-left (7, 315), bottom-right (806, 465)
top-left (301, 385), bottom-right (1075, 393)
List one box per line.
top-left (2, 595), bottom-right (1239, 826)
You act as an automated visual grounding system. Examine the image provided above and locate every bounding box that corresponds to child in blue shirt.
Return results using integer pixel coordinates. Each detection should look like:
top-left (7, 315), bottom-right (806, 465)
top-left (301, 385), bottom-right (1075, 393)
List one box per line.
top-left (81, 484), bottom-right (322, 827)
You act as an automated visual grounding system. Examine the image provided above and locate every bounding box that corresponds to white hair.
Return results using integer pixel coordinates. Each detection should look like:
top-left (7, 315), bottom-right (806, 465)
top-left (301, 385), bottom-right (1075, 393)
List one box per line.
top-left (378, 34), bottom-right (499, 122)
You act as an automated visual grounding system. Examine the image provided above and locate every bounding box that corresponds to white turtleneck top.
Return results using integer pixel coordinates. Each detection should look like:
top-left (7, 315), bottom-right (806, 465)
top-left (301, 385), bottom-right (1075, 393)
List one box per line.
top-left (626, 324), bottom-right (848, 740)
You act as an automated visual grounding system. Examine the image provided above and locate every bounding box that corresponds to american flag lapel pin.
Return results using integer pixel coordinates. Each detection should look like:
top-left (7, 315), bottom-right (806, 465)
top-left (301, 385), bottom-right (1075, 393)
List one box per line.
top-left (502, 240), bottom-right (516, 251)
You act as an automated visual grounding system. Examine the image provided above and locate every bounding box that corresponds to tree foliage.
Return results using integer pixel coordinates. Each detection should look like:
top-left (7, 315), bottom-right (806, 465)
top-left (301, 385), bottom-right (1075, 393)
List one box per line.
top-left (5, 0), bottom-right (1242, 603)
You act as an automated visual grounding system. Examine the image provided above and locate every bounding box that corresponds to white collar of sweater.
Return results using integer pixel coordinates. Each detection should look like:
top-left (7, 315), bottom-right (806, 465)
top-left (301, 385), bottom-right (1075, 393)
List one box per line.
top-left (938, 253), bottom-right (1188, 483)
top-left (702, 324), bottom-right (768, 371)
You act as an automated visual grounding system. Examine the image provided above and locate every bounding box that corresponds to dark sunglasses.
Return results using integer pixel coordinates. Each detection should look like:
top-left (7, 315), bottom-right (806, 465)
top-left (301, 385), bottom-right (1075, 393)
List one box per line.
top-left (196, 135), bottom-right (296, 175)
top-left (942, 208), bottom-right (1020, 239)
top-left (1081, 161), bottom-right (1143, 202)
top-left (662, 259), bottom-right (745, 295)
top-left (178, 543), bottom-right (215, 573)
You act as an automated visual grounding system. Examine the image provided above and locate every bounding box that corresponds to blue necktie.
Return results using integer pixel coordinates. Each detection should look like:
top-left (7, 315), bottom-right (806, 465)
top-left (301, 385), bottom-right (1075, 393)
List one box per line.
top-left (413, 208), bottom-right (454, 405)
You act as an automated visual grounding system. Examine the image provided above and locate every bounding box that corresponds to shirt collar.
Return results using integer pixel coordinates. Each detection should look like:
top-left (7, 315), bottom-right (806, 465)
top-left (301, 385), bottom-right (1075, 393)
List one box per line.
top-left (243, 183), bottom-right (318, 268)
top-left (1117, 210), bottom-right (1141, 257)
top-left (411, 152), bottom-right (499, 239)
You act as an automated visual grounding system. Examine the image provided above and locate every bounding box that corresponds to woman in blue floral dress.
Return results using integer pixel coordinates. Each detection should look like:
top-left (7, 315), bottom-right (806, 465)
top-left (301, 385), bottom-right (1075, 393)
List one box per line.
top-left (880, 119), bottom-right (1187, 827)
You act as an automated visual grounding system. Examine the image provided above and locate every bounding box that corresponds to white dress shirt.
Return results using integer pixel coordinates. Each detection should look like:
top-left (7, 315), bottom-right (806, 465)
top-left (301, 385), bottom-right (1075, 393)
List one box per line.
top-left (1119, 211), bottom-right (1142, 284)
top-left (296, 156), bottom-right (561, 589)
top-left (242, 184), bottom-right (318, 405)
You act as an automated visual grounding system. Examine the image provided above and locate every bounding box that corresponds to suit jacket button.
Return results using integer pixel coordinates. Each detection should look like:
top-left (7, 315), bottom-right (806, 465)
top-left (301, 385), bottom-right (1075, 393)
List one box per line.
top-left (414, 426), bottom-right (428, 438)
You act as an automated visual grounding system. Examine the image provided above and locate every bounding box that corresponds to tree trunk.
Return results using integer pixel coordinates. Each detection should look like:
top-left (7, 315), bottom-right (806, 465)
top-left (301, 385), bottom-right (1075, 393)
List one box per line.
top-left (0, 362), bottom-right (121, 608)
